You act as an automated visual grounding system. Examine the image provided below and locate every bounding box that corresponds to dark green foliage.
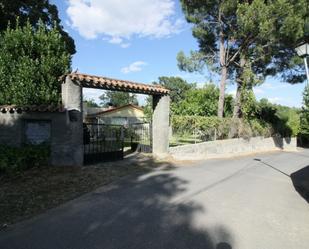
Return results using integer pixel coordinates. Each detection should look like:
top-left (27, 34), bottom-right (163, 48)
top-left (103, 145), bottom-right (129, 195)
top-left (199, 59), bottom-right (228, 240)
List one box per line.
top-left (153, 76), bottom-right (196, 114)
top-left (255, 99), bottom-right (300, 137)
top-left (155, 76), bottom-right (195, 104)
top-left (180, 0), bottom-right (307, 82)
top-left (0, 0), bottom-right (75, 54)
top-left (0, 20), bottom-right (71, 105)
top-left (235, 0), bottom-right (307, 84)
top-left (99, 91), bottom-right (138, 107)
top-left (0, 144), bottom-right (50, 175)
top-left (300, 85), bottom-right (309, 135)
top-left (299, 85), bottom-right (309, 145)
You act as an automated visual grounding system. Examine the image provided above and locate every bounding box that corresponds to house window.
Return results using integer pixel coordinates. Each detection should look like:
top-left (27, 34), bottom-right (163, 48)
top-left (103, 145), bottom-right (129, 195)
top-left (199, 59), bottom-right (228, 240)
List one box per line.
top-left (24, 120), bottom-right (51, 145)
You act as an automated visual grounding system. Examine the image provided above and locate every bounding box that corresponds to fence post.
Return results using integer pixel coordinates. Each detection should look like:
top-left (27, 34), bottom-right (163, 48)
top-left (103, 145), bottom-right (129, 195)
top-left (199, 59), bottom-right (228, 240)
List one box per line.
top-left (152, 95), bottom-right (170, 157)
top-left (59, 75), bottom-right (83, 166)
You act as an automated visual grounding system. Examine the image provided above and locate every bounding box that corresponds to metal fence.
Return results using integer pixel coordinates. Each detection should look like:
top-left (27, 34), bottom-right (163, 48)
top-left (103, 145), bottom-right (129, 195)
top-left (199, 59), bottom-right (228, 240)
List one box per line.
top-left (170, 127), bottom-right (219, 147)
top-left (125, 123), bottom-right (152, 153)
top-left (170, 119), bottom-right (274, 147)
top-left (83, 123), bottom-right (124, 164)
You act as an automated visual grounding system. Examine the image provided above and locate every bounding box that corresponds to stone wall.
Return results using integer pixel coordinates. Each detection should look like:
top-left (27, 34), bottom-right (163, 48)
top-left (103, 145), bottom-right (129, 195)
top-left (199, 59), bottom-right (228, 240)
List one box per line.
top-left (0, 111), bottom-right (83, 166)
top-left (169, 136), bottom-right (297, 160)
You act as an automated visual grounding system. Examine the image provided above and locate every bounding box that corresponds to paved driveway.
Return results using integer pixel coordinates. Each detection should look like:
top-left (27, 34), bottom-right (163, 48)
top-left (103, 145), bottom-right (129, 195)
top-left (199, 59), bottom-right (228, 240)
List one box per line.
top-left (0, 150), bottom-right (309, 249)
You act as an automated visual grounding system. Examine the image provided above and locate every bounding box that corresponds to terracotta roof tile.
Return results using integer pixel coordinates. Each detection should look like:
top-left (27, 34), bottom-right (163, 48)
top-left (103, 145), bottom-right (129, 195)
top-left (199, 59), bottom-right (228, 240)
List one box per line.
top-left (60, 73), bottom-right (170, 95)
top-left (0, 105), bottom-right (65, 114)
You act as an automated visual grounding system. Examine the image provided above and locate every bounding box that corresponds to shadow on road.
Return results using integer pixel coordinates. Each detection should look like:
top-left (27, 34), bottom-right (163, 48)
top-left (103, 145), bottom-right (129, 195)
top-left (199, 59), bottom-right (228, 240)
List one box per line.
top-left (291, 165), bottom-right (309, 203)
top-left (0, 156), bottom-right (233, 249)
top-left (254, 158), bottom-right (309, 203)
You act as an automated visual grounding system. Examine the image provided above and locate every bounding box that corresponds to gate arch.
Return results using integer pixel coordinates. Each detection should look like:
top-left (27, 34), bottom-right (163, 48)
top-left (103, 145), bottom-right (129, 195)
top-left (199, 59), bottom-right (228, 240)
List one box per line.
top-left (61, 72), bottom-right (170, 165)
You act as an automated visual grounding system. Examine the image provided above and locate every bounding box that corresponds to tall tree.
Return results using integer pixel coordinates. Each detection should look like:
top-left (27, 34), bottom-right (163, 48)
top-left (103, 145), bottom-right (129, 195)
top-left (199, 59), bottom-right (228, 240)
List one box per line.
top-left (232, 0), bottom-right (307, 117)
top-left (0, 0), bottom-right (75, 54)
top-left (179, 0), bottom-right (307, 119)
top-left (0, 20), bottom-right (71, 105)
top-left (178, 0), bottom-right (240, 118)
top-left (99, 91), bottom-right (138, 107)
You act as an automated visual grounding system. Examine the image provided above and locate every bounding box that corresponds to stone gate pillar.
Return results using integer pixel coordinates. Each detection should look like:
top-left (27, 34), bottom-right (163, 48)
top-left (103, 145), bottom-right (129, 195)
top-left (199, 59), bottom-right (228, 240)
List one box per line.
top-left (59, 75), bottom-right (84, 166)
top-left (152, 94), bottom-right (170, 158)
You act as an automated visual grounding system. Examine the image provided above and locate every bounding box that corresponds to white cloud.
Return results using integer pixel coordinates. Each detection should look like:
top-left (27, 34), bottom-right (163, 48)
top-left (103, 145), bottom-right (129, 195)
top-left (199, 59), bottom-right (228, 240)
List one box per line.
top-left (121, 61), bottom-right (147, 74)
top-left (66, 0), bottom-right (184, 46)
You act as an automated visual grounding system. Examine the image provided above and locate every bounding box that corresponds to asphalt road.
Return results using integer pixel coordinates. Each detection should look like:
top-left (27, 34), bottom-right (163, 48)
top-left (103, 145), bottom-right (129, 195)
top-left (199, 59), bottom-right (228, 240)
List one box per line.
top-left (0, 149), bottom-right (309, 249)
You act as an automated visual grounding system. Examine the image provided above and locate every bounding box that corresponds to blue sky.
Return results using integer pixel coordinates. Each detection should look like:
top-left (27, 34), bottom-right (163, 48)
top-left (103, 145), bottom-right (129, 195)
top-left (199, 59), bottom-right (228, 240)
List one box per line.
top-left (52, 0), bottom-right (305, 107)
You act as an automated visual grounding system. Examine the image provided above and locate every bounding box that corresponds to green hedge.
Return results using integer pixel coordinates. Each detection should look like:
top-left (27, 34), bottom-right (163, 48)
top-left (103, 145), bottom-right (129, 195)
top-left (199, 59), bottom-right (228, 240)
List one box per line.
top-left (171, 115), bottom-right (273, 140)
top-left (0, 144), bottom-right (50, 175)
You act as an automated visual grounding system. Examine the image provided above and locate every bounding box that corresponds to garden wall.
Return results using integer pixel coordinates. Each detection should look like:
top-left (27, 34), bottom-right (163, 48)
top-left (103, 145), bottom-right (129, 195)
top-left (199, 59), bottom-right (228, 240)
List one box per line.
top-left (0, 110), bottom-right (83, 166)
top-left (169, 136), bottom-right (297, 160)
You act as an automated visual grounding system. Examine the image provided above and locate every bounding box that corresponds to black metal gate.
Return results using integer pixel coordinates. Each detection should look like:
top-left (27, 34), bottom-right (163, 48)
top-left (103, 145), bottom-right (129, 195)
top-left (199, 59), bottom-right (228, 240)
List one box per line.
top-left (127, 123), bottom-right (152, 153)
top-left (83, 123), bottom-right (124, 165)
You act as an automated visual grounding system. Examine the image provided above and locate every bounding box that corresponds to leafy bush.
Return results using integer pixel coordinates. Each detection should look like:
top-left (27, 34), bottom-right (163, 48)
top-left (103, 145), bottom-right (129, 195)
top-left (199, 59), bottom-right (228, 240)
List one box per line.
top-left (257, 99), bottom-right (299, 137)
top-left (171, 115), bottom-right (272, 141)
top-left (0, 144), bottom-right (50, 175)
top-left (173, 84), bottom-right (234, 117)
top-left (0, 20), bottom-right (71, 105)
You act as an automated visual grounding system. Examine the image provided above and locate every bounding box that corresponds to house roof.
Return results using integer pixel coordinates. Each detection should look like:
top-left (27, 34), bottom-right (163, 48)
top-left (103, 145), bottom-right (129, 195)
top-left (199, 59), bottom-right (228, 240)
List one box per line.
top-left (0, 105), bottom-right (65, 114)
top-left (60, 73), bottom-right (169, 95)
top-left (87, 104), bottom-right (143, 117)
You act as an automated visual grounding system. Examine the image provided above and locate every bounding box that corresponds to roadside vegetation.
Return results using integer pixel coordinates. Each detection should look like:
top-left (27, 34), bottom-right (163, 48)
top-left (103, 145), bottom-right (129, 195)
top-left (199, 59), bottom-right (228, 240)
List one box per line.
top-left (170, 0), bottom-right (307, 145)
top-left (143, 76), bottom-right (302, 146)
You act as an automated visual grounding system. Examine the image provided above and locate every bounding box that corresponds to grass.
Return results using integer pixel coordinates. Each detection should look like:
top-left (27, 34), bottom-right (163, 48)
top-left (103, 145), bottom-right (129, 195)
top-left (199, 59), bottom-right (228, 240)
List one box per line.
top-left (0, 156), bottom-right (159, 227)
top-left (169, 135), bottom-right (203, 147)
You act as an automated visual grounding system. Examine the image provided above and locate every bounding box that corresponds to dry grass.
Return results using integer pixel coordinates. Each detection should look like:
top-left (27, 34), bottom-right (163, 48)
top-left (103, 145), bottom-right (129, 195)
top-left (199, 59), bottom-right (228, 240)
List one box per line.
top-left (0, 154), bottom-right (166, 227)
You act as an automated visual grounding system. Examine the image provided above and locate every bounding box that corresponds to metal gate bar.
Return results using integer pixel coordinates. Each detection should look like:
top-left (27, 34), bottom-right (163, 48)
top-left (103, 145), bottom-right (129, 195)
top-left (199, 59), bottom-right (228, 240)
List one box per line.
top-left (129, 122), bottom-right (152, 153)
top-left (83, 123), bottom-right (124, 164)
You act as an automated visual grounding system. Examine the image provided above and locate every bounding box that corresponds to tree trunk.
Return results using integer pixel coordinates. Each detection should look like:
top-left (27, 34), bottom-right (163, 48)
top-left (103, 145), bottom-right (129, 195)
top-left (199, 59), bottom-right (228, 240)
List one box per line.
top-left (218, 65), bottom-right (227, 118)
top-left (217, 9), bottom-right (226, 118)
top-left (233, 83), bottom-right (242, 118)
top-left (232, 56), bottom-right (246, 118)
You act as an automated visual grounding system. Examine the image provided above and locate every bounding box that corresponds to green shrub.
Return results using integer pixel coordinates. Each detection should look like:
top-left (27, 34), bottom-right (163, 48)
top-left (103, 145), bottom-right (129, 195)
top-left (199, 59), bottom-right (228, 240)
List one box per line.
top-left (171, 115), bottom-right (273, 142)
top-left (0, 144), bottom-right (50, 175)
top-left (171, 115), bottom-right (224, 134)
top-left (257, 99), bottom-right (300, 137)
top-left (0, 20), bottom-right (71, 105)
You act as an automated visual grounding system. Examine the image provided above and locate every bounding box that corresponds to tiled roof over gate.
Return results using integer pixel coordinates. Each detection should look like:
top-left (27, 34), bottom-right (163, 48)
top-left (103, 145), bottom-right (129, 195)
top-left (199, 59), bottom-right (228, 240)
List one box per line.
top-left (61, 73), bottom-right (169, 95)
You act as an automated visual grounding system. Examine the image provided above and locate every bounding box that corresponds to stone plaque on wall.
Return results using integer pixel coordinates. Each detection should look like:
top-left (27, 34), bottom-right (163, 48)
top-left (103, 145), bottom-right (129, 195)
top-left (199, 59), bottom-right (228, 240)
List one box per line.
top-left (24, 120), bottom-right (51, 145)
